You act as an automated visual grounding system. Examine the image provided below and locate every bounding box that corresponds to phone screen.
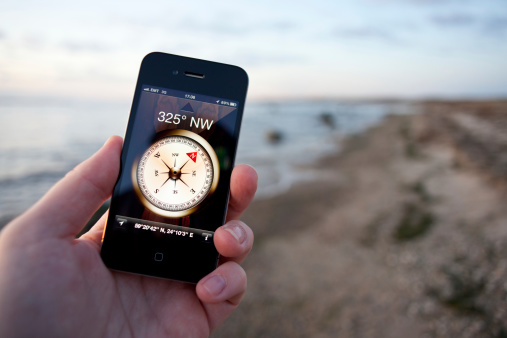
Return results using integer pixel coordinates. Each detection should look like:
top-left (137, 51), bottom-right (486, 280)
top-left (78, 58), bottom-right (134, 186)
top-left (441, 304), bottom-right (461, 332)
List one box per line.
top-left (102, 77), bottom-right (245, 282)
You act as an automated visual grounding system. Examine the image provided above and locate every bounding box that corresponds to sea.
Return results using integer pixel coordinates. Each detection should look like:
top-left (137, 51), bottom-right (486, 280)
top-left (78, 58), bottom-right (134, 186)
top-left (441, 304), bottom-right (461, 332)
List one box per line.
top-left (0, 97), bottom-right (415, 225)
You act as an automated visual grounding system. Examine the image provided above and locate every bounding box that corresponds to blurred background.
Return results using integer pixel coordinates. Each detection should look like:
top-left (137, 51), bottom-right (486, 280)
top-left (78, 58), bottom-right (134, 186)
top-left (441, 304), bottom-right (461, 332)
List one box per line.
top-left (1, 0), bottom-right (507, 336)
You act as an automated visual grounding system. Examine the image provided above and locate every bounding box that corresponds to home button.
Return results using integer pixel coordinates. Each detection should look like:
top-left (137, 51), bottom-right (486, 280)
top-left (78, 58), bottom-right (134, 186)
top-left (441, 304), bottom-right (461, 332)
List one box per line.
top-left (154, 252), bottom-right (164, 262)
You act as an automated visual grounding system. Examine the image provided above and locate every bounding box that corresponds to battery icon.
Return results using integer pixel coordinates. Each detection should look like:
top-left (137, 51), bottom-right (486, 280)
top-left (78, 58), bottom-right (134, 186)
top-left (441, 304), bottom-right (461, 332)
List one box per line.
top-left (230, 102), bottom-right (237, 107)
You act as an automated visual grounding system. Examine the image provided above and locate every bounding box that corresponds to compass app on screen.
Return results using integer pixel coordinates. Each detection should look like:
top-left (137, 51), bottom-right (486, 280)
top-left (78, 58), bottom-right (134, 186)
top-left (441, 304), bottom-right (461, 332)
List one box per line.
top-left (110, 84), bottom-right (240, 250)
top-left (100, 52), bottom-right (248, 283)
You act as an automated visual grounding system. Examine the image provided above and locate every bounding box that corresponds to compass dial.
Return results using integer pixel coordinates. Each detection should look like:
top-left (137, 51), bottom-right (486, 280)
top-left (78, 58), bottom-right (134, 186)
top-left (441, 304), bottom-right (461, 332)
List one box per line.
top-left (134, 129), bottom-right (219, 217)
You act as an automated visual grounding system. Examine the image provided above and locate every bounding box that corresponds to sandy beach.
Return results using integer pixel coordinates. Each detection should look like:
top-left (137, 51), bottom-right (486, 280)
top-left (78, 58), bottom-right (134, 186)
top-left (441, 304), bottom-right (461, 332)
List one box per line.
top-left (214, 101), bottom-right (507, 337)
top-left (2, 100), bottom-right (506, 336)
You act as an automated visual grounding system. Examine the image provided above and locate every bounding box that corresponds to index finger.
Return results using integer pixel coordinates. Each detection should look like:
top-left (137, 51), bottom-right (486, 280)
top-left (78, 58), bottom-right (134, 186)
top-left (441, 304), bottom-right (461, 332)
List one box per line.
top-left (226, 164), bottom-right (258, 222)
top-left (9, 136), bottom-right (122, 240)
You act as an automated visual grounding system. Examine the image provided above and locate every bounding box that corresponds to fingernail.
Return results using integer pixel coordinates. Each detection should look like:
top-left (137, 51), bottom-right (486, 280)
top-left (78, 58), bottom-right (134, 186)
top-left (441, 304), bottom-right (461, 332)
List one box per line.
top-left (225, 223), bottom-right (246, 244)
top-left (203, 275), bottom-right (226, 295)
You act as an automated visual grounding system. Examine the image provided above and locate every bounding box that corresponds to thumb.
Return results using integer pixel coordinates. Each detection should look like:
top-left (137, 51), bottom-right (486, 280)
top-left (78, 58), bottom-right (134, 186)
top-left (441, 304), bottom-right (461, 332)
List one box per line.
top-left (9, 136), bottom-right (122, 240)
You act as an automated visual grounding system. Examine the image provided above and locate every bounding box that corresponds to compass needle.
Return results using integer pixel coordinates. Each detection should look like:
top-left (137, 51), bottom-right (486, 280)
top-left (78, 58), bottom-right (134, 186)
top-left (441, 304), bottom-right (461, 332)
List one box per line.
top-left (179, 177), bottom-right (189, 187)
top-left (161, 159), bottom-right (171, 170)
top-left (160, 177), bottom-right (171, 187)
top-left (135, 130), bottom-right (219, 216)
top-left (180, 159), bottom-right (191, 170)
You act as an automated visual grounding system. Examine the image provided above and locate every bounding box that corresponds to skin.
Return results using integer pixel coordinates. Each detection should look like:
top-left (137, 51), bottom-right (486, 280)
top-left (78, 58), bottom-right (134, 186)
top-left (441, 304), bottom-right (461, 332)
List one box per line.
top-left (0, 136), bottom-right (257, 337)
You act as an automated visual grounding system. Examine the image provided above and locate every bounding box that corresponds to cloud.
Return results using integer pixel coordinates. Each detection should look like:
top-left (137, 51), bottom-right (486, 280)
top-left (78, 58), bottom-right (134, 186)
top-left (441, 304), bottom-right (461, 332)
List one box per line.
top-left (210, 48), bottom-right (306, 67)
top-left (333, 26), bottom-right (403, 44)
top-left (60, 41), bottom-right (111, 53)
top-left (174, 18), bottom-right (299, 37)
top-left (429, 12), bottom-right (507, 37)
top-left (134, 11), bottom-right (299, 37)
top-left (267, 21), bottom-right (298, 32)
top-left (369, 0), bottom-right (460, 5)
top-left (186, 20), bottom-right (251, 36)
top-left (431, 13), bottom-right (476, 26)
top-left (483, 16), bottom-right (507, 35)
top-left (409, 0), bottom-right (458, 3)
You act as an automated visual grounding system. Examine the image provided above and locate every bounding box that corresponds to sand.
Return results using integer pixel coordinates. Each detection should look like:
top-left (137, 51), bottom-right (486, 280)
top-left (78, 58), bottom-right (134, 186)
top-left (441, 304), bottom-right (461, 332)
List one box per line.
top-left (214, 101), bottom-right (507, 337)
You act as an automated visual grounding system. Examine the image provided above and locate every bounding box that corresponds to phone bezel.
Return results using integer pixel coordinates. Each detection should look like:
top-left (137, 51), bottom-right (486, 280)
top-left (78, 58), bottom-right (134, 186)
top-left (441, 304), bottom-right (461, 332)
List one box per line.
top-left (100, 52), bottom-right (248, 283)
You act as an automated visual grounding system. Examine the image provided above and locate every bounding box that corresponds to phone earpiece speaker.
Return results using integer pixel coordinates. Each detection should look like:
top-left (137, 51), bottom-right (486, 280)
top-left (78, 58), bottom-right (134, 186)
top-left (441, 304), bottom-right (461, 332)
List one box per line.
top-left (184, 71), bottom-right (205, 79)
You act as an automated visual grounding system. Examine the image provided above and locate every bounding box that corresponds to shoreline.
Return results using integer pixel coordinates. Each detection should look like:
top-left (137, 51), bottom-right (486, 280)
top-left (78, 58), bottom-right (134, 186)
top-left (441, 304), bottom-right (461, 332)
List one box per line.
top-left (2, 100), bottom-right (507, 335)
top-left (215, 102), bottom-right (507, 337)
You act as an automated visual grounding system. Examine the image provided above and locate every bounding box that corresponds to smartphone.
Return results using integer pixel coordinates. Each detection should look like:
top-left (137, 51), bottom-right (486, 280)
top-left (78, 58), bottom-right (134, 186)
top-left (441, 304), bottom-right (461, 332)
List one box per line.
top-left (100, 52), bottom-right (248, 283)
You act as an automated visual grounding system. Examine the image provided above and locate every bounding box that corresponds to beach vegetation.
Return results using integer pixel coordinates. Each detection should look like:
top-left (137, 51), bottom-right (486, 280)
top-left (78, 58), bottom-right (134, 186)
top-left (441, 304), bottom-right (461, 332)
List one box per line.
top-left (399, 120), bottom-right (422, 159)
top-left (408, 181), bottom-right (433, 204)
top-left (393, 203), bottom-right (434, 241)
top-left (436, 267), bottom-right (486, 316)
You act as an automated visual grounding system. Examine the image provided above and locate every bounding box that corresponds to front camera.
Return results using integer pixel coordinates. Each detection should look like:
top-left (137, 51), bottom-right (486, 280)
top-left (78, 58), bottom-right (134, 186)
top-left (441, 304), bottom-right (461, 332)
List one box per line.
top-left (172, 70), bottom-right (179, 75)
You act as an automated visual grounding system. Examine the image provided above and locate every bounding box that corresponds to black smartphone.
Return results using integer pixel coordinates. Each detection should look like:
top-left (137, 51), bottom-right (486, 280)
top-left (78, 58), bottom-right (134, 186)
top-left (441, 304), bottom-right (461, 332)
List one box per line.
top-left (100, 52), bottom-right (248, 283)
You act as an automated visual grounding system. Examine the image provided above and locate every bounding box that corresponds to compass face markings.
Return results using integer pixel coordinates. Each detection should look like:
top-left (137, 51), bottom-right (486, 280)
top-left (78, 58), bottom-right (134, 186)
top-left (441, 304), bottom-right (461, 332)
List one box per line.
top-left (137, 135), bottom-right (214, 212)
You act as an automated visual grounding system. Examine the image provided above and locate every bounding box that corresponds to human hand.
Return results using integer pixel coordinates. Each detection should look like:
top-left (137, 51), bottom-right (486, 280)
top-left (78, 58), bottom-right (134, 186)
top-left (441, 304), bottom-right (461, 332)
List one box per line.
top-left (0, 136), bottom-right (257, 337)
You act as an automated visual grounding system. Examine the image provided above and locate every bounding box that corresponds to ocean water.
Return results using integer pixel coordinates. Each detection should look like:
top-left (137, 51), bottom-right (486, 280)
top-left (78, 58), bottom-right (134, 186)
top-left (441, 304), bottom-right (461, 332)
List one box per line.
top-left (0, 97), bottom-right (413, 224)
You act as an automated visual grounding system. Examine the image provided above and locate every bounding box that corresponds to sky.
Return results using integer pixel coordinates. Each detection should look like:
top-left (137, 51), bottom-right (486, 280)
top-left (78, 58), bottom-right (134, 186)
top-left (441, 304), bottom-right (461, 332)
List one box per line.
top-left (0, 0), bottom-right (506, 101)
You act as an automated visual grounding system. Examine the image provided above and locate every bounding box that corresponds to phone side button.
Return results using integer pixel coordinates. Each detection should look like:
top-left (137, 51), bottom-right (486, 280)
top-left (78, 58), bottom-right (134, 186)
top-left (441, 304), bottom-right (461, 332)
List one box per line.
top-left (154, 252), bottom-right (164, 262)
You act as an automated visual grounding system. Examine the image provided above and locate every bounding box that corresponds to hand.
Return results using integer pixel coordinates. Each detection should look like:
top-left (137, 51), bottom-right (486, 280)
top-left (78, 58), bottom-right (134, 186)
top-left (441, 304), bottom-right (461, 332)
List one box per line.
top-left (0, 136), bottom-right (257, 337)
